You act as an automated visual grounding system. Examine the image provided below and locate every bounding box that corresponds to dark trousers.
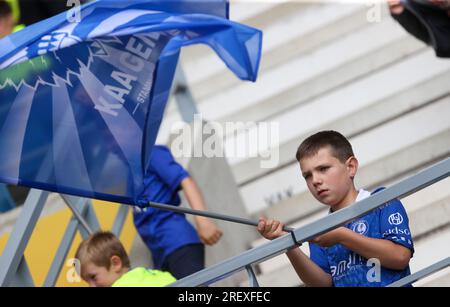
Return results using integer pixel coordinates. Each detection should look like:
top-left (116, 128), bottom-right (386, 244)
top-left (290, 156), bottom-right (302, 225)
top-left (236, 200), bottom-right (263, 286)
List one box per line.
top-left (162, 244), bottom-right (205, 280)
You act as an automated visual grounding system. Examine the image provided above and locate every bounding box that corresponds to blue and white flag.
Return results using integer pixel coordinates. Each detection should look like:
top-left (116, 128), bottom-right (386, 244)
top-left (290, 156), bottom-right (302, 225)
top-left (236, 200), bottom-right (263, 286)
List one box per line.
top-left (0, 0), bottom-right (262, 205)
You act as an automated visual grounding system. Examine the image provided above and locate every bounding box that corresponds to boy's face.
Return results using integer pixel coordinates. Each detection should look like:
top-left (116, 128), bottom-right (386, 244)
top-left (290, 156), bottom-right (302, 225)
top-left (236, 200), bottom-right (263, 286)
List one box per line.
top-left (81, 257), bottom-right (124, 287)
top-left (0, 14), bottom-right (14, 39)
top-left (299, 146), bottom-right (358, 208)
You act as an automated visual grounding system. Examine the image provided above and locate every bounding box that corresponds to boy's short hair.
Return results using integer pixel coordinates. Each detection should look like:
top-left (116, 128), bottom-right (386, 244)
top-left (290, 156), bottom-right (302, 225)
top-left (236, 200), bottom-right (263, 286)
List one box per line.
top-left (0, 1), bottom-right (12, 18)
top-left (75, 231), bottom-right (131, 270)
top-left (296, 130), bottom-right (354, 163)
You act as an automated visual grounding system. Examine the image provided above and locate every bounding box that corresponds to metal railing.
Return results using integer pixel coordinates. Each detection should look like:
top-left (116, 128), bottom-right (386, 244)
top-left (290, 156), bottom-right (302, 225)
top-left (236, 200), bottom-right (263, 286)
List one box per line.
top-left (0, 158), bottom-right (448, 287)
top-left (0, 190), bottom-right (130, 287)
top-left (170, 157), bottom-right (450, 287)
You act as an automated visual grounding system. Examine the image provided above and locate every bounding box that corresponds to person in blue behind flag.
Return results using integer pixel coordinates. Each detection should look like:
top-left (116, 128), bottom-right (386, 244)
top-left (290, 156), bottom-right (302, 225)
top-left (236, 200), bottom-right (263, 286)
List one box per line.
top-left (0, 1), bottom-right (262, 208)
top-left (257, 131), bottom-right (414, 287)
top-left (133, 145), bottom-right (222, 279)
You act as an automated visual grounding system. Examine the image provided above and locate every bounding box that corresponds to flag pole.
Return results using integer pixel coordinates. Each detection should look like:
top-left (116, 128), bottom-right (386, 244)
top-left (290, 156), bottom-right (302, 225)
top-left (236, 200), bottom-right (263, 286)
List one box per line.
top-left (141, 201), bottom-right (294, 232)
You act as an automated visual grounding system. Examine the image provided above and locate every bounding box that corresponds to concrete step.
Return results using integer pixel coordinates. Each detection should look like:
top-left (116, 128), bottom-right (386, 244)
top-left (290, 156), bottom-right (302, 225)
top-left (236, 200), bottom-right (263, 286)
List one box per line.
top-left (189, 18), bottom-right (410, 126)
top-left (218, 36), bottom-right (424, 128)
top-left (179, 3), bottom-right (369, 104)
top-left (156, 38), bottom-right (432, 157)
top-left (238, 91), bottom-right (450, 216)
top-left (179, 1), bottom-right (286, 64)
top-left (233, 67), bottom-right (450, 188)
top-left (232, 49), bottom-right (450, 184)
top-left (256, 128), bottom-right (450, 225)
top-left (410, 225), bottom-right (450, 286)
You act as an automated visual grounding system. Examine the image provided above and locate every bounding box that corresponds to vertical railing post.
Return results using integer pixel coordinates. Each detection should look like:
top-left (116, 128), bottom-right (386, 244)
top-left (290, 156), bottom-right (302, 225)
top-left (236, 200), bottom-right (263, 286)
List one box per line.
top-left (0, 189), bottom-right (49, 286)
top-left (246, 265), bottom-right (260, 287)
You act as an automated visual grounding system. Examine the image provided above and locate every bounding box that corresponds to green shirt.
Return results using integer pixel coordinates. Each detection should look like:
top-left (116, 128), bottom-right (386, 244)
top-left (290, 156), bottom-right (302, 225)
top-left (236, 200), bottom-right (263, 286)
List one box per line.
top-left (6, 0), bottom-right (25, 32)
top-left (6, 0), bottom-right (20, 23)
top-left (112, 268), bottom-right (176, 287)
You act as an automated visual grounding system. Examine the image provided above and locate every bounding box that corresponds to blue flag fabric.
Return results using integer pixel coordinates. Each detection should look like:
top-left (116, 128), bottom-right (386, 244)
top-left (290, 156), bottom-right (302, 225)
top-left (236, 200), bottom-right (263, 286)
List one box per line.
top-left (0, 0), bottom-right (262, 206)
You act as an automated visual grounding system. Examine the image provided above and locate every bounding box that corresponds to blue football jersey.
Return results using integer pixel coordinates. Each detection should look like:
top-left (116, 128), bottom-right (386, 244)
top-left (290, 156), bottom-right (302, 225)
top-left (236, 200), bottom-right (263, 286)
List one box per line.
top-left (133, 145), bottom-right (201, 268)
top-left (310, 188), bottom-right (414, 287)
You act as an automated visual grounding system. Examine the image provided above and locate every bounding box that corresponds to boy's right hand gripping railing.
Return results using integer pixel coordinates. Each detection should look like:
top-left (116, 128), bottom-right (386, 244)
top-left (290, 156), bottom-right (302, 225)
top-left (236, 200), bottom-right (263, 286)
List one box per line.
top-left (170, 157), bottom-right (450, 287)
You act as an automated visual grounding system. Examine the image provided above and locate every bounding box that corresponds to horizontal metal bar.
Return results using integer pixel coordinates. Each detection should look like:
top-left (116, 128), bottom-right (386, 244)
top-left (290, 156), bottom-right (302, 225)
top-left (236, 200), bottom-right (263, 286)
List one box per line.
top-left (171, 233), bottom-right (294, 287)
top-left (170, 157), bottom-right (449, 286)
top-left (143, 201), bottom-right (294, 232)
top-left (246, 265), bottom-right (260, 287)
top-left (388, 257), bottom-right (450, 287)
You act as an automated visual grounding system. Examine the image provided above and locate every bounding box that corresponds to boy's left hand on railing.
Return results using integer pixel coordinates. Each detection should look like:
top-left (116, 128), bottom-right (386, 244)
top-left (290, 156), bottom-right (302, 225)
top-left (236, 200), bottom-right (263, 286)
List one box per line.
top-left (309, 227), bottom-right (348, 248)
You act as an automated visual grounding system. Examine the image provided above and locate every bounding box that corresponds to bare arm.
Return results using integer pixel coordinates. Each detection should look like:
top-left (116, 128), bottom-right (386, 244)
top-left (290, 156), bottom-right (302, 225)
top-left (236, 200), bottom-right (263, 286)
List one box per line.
top-left (286, 248), bottom-right (333, 287)
top-left (311, 227), bottom-right (411, 270)
top-left (181, 177), bottom-right (223, 245)
top-left (337, 228), bottom-right (411, 270)
top-left (257, 218), bottom-right (332, 287)
top-left (258, 219), bottom-right (412, 286)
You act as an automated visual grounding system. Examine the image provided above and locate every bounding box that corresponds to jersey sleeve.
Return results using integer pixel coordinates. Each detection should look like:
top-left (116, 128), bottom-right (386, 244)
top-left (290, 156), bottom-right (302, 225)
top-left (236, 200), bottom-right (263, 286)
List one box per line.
top-left (309, 243), bottom-right (331, 275)
top-left (379, 199), bottom-right (414, 255)
top-left (150, 146), bottom-right (190, 193)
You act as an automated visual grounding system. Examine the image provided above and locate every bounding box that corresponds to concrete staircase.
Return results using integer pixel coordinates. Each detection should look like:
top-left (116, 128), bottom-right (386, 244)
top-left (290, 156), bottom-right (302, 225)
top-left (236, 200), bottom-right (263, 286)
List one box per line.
top-left (155, 1), bottom-right (450, 286)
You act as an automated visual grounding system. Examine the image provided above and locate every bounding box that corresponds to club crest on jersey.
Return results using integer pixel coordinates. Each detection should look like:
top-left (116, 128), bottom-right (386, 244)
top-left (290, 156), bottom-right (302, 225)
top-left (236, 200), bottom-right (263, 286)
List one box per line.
top-left (352, 220), bottom-right (369, 235)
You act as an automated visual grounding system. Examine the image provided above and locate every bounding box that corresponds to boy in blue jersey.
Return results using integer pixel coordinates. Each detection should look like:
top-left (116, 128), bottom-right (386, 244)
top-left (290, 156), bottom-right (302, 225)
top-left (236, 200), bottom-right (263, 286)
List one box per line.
top-left (133, 145), bottom-right (223, 279)
top-left (257, 131), bottom-right (414, 287)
